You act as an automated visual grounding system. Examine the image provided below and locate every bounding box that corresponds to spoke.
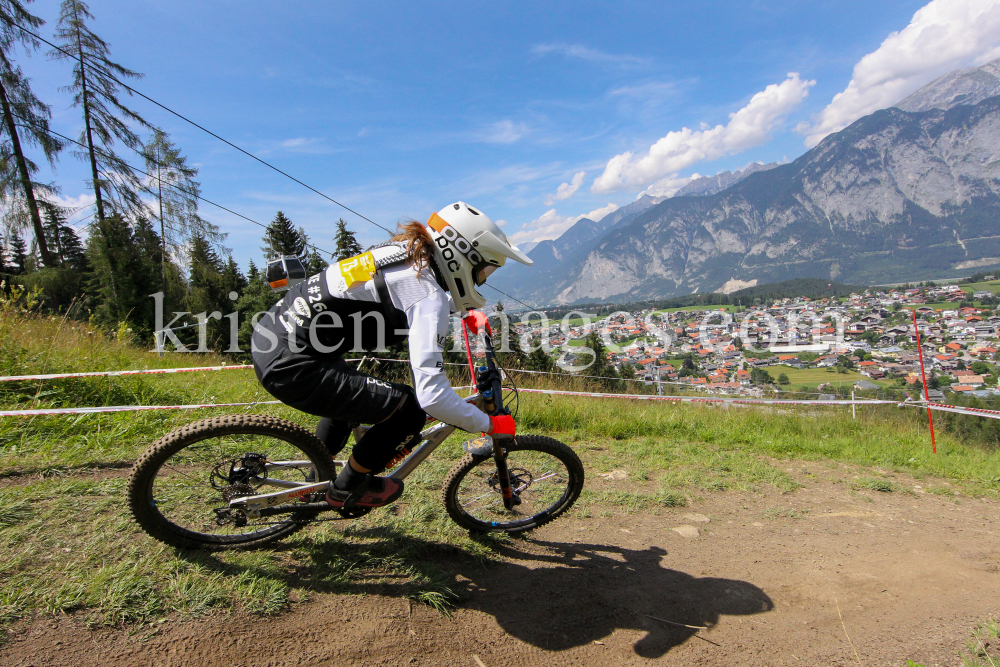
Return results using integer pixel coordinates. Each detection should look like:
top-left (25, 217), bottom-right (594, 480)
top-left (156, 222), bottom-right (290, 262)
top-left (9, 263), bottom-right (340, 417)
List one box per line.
top-left (160, 463), bottom-right (209, 486)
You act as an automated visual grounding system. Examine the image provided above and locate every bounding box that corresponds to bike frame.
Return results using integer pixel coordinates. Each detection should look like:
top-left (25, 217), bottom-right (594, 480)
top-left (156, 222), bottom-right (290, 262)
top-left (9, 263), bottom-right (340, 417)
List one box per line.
top-left (233, 326), bottom-right (511, 520)
top-left (232, 393), bottom-right (483, 518)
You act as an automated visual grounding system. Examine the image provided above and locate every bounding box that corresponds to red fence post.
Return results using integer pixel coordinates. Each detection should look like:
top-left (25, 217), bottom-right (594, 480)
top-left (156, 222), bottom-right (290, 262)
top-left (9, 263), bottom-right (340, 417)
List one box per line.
top-left (911, 308), bottom-right (937, 454)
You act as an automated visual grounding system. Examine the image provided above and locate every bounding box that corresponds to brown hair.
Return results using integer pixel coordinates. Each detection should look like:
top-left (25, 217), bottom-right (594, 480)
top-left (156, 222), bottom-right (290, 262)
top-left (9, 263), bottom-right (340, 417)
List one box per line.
top-left (392, 220), bottom-right (435, 276)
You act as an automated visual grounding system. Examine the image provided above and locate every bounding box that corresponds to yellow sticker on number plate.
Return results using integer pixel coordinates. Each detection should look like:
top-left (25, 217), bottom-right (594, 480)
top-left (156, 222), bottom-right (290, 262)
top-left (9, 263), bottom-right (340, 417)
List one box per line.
top-left (338, 251), bottom-right (376, 289)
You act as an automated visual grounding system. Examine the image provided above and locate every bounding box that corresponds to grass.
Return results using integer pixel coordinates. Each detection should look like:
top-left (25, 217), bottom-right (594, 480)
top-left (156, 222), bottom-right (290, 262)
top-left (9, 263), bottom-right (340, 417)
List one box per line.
top-left (651, 305), bottom-right (742, 315)
top-left (760, 365), bottom-right (892, 390)
top-left (850, 476), bottom-right (900, 493)
top-left (565, 336), bottom-right (654, 352)
top-left (2, 301), bottom-right (1000, 633)
top-left (906, 617), bottom-right (1000, 667)
top-left (960, 280), bottom-right (1000, 295)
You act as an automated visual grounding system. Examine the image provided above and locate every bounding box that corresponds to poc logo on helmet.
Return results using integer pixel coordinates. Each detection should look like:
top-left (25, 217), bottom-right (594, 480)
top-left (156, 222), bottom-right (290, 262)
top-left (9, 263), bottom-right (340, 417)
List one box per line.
top-left (435, 225), bottom-right (483, 273)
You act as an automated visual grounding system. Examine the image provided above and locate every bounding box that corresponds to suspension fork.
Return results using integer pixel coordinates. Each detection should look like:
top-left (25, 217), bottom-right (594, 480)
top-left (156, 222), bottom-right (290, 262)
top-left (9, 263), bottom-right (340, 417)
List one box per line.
top-left (475, 329), bottom-right (517, 510)
top-left (493, 442), bottom-right (516, 509)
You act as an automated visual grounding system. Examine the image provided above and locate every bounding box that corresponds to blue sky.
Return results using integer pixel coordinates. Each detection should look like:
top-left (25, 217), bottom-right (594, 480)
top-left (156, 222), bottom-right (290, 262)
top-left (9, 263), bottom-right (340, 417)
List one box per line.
top-left (15, 0), bottom-right (1000, 266)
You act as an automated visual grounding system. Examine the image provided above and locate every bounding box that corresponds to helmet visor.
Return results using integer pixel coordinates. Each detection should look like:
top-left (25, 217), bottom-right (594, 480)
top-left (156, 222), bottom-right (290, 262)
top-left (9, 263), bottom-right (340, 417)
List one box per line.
top-left (475, 263), bottom-right (498, 286)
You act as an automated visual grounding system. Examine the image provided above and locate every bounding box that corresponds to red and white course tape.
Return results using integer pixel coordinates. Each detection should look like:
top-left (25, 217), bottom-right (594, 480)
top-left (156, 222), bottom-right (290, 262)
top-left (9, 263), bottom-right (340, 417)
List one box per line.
top-left (0, 364), bottom-right (253, 383)
top-left (516, 387), bottom-right (895, 406)
top-left (902, 400), bottom-right (1000, 421)
top-left (0, 400), bottom-right (281, 417)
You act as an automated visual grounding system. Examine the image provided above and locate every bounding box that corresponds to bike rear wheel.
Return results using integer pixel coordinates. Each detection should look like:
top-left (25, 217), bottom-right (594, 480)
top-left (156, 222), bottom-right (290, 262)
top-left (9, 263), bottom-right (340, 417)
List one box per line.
top-left (442, 434), bottom-right (584, 533)
top-left (127, 415), bottom-right (334, 550)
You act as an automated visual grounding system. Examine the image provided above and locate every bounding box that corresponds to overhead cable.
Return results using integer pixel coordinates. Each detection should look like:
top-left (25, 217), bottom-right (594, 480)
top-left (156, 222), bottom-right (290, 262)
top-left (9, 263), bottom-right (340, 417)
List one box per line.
top-left (10, 18), bottom-right (546, 311)
top-left (27, 122), bottom-right (336, 256)
top-left (7, 18), bottom-right (392, 235)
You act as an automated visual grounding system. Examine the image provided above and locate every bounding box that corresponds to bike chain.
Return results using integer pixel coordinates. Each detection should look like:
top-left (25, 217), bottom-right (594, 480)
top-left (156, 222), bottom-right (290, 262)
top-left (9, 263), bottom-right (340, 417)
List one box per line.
top-left (243, 506), bottom-right (373, 527)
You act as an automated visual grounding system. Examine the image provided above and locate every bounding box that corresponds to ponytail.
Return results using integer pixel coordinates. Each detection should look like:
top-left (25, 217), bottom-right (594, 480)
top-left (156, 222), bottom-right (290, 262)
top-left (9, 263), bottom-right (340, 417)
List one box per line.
top-left (392, 220), bottom-right (435, 276)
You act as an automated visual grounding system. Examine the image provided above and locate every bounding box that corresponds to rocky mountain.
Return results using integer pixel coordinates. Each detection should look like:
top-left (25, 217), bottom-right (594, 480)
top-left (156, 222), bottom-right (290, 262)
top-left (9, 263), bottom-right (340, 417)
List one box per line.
top-left (594, 193), bottom-right (667, 230)
top-left (496, 89), bottom-right (1000, 306)
top-left (895, 58), bottom-right (1000, 112)
top-left (496, 195), bottom-right (668, 301)
top-left (674, 162), bottom-right (779, 197)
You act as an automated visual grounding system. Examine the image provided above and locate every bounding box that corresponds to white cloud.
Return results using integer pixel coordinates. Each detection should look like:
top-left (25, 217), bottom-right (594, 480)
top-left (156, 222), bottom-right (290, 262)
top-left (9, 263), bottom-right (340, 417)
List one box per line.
top-left (479, 120), bottom-right (530, 144)
top-left (801, 0), bottom-right (1000, 147)
top-left (544, 171), bottom-right (586, 205)
top-left (509, 203), bottom-right (620, 245)
top-left (495, 219), bottom-right (508, 227)
top-left (270, 137), bottom-right (341, 154)
top-left (609, 81), bottom-right (681, 98)
top-left (532, 43), bottom-right (649, 67)
top-left (592, 73), bottom-right (813, 194)
top-left (44, 193), bottom-right (97, 227)
top-left (638, 173), bottom-right (700, 198)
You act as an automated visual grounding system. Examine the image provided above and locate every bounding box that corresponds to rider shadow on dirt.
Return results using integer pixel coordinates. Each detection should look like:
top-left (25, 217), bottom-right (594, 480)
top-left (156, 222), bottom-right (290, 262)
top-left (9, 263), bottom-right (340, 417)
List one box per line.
top-left (179, 527), bottom-right (771, 659)
top-left (454, 538), bottom-right (773, 658)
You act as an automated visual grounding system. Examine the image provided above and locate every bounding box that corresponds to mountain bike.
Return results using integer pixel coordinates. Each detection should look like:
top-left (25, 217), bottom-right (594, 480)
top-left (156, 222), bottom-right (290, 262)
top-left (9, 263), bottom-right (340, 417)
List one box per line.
top-left (126, 331), bottom-right (584, 550)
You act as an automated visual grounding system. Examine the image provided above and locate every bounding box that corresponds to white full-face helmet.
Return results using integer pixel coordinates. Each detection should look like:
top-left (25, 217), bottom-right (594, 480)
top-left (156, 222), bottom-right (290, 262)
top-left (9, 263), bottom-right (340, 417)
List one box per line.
top-left (426, 201), bottom-right (533, 311)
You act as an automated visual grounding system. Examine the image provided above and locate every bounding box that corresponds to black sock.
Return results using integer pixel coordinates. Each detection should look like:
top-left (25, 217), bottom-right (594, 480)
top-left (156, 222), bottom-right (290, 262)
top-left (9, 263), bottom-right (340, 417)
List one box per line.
top-left (334, 460), bottom-right (368, 491)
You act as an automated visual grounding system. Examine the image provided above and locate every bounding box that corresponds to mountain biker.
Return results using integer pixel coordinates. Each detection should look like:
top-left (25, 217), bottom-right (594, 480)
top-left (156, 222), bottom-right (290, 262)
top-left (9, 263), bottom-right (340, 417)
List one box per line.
top-left (251, 202), bottom-right (533, 509)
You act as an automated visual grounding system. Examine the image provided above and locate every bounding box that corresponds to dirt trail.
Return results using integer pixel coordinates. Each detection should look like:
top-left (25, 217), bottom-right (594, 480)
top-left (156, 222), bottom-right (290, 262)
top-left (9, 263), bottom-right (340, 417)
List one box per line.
top-left (3, 460), bottom-right (999, 667)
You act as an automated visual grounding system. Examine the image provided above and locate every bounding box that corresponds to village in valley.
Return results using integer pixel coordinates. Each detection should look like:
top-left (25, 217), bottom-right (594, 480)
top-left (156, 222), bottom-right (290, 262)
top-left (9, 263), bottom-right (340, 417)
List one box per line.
top-left (511, 280), bottom-right (1000, 400)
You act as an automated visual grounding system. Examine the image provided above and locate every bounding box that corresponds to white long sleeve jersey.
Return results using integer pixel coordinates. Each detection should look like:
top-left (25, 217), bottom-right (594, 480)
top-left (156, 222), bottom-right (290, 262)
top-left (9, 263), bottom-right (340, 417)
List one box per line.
top-left (275, 246), bottom-right (490, 434)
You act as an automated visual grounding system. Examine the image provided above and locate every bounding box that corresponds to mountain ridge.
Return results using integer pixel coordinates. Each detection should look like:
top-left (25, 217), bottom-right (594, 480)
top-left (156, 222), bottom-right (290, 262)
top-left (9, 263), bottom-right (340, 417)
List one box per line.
top-left (496, 94), bottom-right (1000, 306)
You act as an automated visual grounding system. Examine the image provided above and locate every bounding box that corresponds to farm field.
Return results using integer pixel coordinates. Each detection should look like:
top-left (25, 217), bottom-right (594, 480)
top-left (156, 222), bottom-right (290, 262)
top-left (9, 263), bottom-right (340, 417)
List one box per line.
top-left (759, 364), bottom-right (892, 389)
top-left (960, 280), bottom-right (1000, 294)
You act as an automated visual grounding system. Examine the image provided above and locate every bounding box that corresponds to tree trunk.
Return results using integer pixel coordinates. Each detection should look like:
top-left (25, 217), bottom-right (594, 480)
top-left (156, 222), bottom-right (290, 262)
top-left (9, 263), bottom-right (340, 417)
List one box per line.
top-left (0, 75), bottom-right (54, 267)
top-left (157, 148), bottom-right (166, 292)
top-left (76, 28), bottom-right (105, 225)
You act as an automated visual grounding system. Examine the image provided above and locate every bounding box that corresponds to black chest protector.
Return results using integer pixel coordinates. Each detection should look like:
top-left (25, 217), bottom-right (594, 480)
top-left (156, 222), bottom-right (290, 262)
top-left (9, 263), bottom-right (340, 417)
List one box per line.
top-left (269, 243), bottom-right (411, 356)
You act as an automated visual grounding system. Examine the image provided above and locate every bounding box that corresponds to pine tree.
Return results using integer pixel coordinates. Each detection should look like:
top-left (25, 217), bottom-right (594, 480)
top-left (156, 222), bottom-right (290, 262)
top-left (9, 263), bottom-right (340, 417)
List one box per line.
top-left (142, 129), bottom-right (225, 289)
top-left (304, 247), bottom-right (328, 275)
top-left (524, 346), bottom-right (553, 373)
top-left (334, 218), bottom-right (362, 261)
top-left (492, 300), bottom-right (527, 368)
top-left (0, 0), bottom-right (63, 267)
top-left (55, 221), bottom-right (86, 271)
top-left (9, 231), bottom-right (26, 274)
top-left (235, 259), bottom-right (281, 352)
top-left (294, 225), bottom-right (327, 274)
top-left (260, 211), bottom-right (306, 259)
top-left (39, 201), bottom-right (88, 269)
top-left (185, 233), bottom-right (228, 339)
top-left (582, 331), bottom-right (621, 390)
top-left (86, 213), bottom-right (159, 331)
top-left (220, 256), bottom-right (247, 297)
top-left (51, 0), bottom-right (151, 224)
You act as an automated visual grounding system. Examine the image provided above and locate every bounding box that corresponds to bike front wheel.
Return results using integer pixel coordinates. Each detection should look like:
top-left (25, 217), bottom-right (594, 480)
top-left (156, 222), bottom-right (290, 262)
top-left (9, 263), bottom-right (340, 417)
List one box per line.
top-left (442, 434), bottom-right (584, 533)
top-left (127, 414), bottom-right (334, 550)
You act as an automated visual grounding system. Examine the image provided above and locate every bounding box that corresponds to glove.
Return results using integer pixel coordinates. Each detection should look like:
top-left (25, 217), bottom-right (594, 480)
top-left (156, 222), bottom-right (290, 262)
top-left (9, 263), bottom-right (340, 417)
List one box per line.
top-left (487, 414), bottom-right (516, 441)
top-left (463, 310), bottom-right (492, 336)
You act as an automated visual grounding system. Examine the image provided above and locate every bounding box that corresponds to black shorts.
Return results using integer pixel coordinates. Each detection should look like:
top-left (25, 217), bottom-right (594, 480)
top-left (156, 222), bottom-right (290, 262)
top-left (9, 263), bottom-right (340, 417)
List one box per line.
top-left (252, 334), bottom-right (411, 424)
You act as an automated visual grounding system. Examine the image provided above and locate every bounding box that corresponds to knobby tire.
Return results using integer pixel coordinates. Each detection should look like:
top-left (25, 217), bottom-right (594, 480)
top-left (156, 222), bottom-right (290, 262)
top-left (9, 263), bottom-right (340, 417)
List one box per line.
top-left (442, 434), bottom-right (583, 533)
top-left (127, 415), bottom-right (334, 550)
